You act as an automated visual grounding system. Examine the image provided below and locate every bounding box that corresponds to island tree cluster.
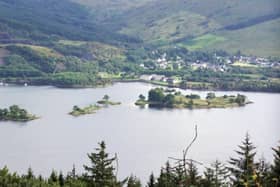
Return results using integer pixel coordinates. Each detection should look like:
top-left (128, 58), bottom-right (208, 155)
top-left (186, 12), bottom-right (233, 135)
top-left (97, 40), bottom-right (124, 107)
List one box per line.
top-left (136, 88), bottom-right (251, 109)
top-left (0, 105), bottom-right (37, 122)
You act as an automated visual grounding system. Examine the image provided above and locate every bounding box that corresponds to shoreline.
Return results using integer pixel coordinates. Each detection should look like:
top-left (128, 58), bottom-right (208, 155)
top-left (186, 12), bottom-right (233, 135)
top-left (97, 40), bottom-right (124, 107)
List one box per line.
top-left (1, 79), bottom-right (280, 93)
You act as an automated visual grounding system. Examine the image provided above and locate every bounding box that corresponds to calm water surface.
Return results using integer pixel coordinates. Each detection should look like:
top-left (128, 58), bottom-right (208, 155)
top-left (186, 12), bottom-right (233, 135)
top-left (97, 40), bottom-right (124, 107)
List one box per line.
top-left (0, 82), bottom-right (279, 181)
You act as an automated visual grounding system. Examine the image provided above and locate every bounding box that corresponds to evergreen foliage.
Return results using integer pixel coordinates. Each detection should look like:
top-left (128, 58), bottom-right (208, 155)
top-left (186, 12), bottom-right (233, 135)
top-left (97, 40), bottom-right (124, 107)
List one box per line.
top-left (127, 175), bottom-right (141, 187)
top-left (271, 143), bottom-right (280, 186)
top-left (0, 136), bottom-right (278, 187)
top-left (83, 141), bottom-right (119, 187)
top-left (228, 133), bottom-right (259, 186)
top-left (203, 160), bottom-right (230, 187)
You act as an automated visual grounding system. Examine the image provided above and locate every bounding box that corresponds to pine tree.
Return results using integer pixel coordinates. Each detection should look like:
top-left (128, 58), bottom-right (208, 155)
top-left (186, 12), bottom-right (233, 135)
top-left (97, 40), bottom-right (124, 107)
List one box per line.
top-left (202, 167), bottom-right (215, 187)
top-left (26, 167), bottom-right (34, 180)
top-left (186, 160), bottom-right (200, 186)
top-left (174, 163), bottom-right (185, 186)
top-left (59, 171), bottom-right (65, 186)
top-left (203, 160), bottom-right (229, 187)
top-left (256, 157), bottom-right (271, 186)
top-left (83, 141), bottom-right (117, 187)
top-left (49, 170), bottom-right (58, 184)
top-left (271, 143), bottom-right (280, 187)
top-left (228, 133), bottom-right (258, 186)
top-left (157, 161), bottom-right (176, 187)
top-left (147, 173), bottom-right (156, 187)
top-left (212, 160), bottom-right (230, 186)
top-left (127, 175), bottom-right (141, 187)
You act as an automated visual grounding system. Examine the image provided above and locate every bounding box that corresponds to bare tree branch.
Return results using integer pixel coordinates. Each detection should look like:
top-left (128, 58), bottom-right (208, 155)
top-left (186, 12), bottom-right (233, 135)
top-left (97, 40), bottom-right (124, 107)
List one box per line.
top-left (168, 125), bottom-right (200, 179)
top-left (183, 125), bottom-right (198, 159)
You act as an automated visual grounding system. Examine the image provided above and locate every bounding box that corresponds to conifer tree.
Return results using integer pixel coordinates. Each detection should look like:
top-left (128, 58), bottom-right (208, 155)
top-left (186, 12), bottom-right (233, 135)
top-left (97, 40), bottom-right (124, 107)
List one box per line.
top-left (186, 160), bottom-right (200, 186)
top-left (202, 167), bottom-right (215, 186)
top-left (147, 173), bottom-right (156, 187)
top-left (49, 170), bottom-right (58, 184)
top-left (228, 133), bottom-right (258, 186)
top-left (157, 162), bottom-right (175, 187)
top-left (271, 143), bottom-right (280, 186)
top-left (174, 163), bottom-right (185, 186)
top-left (127, 175), bottom-right (141, 187)
top-left (26, 167), bottom-right (34, 180)
top-left (83, 141), bottom-right (117, 187)
top-left (59, 171), bottom-right (65, 186)
top-left (256, 157), bottom-right (271, 186)
top-left (203, 160), bottom-right (229, 187)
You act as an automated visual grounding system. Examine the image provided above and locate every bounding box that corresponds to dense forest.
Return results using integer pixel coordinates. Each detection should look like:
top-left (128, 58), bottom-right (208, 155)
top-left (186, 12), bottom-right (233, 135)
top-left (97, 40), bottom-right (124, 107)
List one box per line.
top-left (0, 134), bottom-right (279, 187)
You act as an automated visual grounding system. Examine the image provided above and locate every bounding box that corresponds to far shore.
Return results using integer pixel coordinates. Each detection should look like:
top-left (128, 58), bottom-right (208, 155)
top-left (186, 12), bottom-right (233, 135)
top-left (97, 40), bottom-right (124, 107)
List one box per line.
top-left (1, 79), bottom-right (280, 93)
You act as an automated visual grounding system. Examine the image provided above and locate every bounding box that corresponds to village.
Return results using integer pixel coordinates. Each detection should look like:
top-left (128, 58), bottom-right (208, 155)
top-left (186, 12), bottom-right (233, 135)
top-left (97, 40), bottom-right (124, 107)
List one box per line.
top-left (140, 50), bottom-right (280, 71)
top-left (138, 50), bottom-right (280, 87)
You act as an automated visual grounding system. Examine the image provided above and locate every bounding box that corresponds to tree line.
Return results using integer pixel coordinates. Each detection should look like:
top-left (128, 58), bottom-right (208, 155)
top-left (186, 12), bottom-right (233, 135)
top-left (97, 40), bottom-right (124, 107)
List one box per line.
top-left (0, 134), bottom-right (279, 187)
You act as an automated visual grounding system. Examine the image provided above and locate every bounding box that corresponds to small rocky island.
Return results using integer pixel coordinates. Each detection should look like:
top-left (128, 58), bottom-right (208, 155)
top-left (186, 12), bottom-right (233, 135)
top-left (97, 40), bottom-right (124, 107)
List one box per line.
top-left (97, 95), bottom-right (121, 105)
top-left (0, 105), bottom-right (38, 122)
top-left (70, 95), bottom-right (121, 117)
top-left (69, 104), bottom-right (102, 116)
top-left (135, 88), bottom-right (252, 109)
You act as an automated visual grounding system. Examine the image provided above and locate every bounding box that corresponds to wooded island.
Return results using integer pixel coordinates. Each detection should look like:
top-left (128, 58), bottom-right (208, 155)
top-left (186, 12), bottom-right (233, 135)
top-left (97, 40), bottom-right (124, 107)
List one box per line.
top-left (0, 105), bottom-right (38, 122)
top-left (135, 88), bottom-right (252, 109)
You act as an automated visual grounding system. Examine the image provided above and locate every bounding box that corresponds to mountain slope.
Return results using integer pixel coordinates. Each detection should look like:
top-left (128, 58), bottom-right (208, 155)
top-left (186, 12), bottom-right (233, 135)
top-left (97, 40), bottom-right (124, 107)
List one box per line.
top-left (84, 0), bottom-right (280, 56)
top-left (0, 0), bottom-right (279, 57)
top-left (72, 0), bottom-right (155, 22)
top-left (0, 0), bottom-right (135, 45)
top-left (205, 18), bottom-right (280, 57)
top-left (112, 0), bottom-right (280, 41)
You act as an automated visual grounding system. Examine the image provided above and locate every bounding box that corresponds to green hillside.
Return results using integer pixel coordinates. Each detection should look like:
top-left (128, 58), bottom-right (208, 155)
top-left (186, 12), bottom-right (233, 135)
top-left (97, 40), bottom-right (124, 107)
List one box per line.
top-left (119, 11), bottom-right (221, 44)
top-left (0, 0), bottom-right (135, 44)
top-left (179, 18), bottom-right (280, 57)
top-left (206, 18), bottom-right (280, 57)
top-left (1, 0), bottom-right (279, 57)
top-left (72, 0), bottom-right (155, 22)
top-left (0, 0), bottom-right (140, 87)
top-left (98, 0), bottom-right (280, 56)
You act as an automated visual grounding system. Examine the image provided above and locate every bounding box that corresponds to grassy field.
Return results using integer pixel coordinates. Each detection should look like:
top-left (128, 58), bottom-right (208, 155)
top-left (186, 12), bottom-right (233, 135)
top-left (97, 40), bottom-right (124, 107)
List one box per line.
top-left (231, 61), bottom-right (258, 68)
top-left (180, 34), bottom-right (226, 50)
top-left (2, 44), bottom-right (62, 58)
top-left (98, 72), bottom-right (122, 79)
top-left (58, 40), bottom-right (87, 46)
